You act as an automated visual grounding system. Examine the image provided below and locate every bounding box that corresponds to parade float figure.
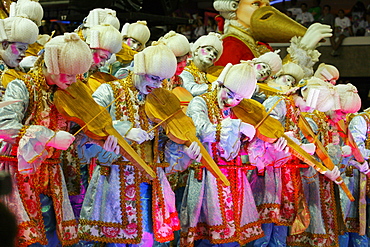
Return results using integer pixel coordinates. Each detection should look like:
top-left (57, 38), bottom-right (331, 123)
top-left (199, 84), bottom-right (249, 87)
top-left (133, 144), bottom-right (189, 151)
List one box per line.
top-left (314, 63), bottom-right (339, 85)
top-left (335, 84), bottom-right (369, 246)
top-left (0, 16), bottom-right (39, 101)
top-left (287, 80), bottom-right (361, 247)
top-left (213, 0), bottom-right (332, 77)
top-left (154, 31), bottom-right (191, 91)
top-left (181, 61), bottom-right (263, 246)
top-left (180, 32), bottom-right (223, 97)
top-left (78, 44), bottom-right (201, 246)
top-left (106, 21), bottom-right (151, 79)
top-left (0, 33), bottom-right (93, 246)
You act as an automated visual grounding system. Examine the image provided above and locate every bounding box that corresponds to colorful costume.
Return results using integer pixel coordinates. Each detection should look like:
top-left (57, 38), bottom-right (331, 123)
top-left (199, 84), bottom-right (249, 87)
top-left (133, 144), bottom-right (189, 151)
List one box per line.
top-left (181, 91), bottom-right (263, 246)
top-left (78, 74), bottom-right (185, 245)
top-left (0, 70), bottom-right (78, 246)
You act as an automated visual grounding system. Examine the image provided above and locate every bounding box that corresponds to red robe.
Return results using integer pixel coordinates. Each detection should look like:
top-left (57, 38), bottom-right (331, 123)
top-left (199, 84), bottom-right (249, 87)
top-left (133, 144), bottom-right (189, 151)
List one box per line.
top-left (215, 36), bottom-right (273, 66)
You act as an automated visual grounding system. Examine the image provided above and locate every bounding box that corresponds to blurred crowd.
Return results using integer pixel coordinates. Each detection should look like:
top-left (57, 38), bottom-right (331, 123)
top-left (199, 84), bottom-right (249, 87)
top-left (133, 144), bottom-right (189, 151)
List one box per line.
top-left (172, 0), bottom-right (370, 44)
top-left (284, 0), bottom-right (370, 36)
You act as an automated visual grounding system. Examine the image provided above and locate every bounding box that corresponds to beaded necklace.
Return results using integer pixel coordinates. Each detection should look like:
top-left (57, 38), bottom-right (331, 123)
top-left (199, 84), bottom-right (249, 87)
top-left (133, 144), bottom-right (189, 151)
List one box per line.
top-left (107, 74), bottom-right (158, 162)
top-left (184, 61), bottom-right (209, 85)
top-left (305, 110), bottom-right (333, 145)
top-left (200, 90), bottom-right (223, 142)
top-left (283, 95), bottom-right (300, 136)
top-left (23, 58), bottom-right (60, 131)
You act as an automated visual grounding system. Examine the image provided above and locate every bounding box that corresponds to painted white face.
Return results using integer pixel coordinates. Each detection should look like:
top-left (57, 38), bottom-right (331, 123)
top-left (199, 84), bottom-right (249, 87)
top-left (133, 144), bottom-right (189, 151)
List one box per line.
top-left (254, 62), bottom-right (271, 82)
top-left (124, 37), bottom-right (142, 51)
top-left (135, 74), bottom-right (165, 95)
top-left (195, 46), bottom-right (218, 67)
top-left (217, 86), bottom-right (244, 110)
top-left (236, 0), bottom-right (270, 28)
top-left (275, 74), bottom-right (295, 88)
top-left (47, 73), bottom-right (77, 90)
top-left (1, 42), bottom-right (28, 68)
top-left (91, 49), bottom-right (112, 71)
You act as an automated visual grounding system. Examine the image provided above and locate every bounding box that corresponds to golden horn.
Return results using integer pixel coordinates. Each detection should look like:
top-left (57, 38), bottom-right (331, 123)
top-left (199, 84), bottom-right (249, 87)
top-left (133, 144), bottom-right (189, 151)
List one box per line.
top-left (251, 6), bottom-right (307, 43)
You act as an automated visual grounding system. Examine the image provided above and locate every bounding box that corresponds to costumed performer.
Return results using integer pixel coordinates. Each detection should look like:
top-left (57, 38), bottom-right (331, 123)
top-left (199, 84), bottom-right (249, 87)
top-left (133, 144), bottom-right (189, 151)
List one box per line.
top-left (78, 44), bottom-right (201, 246)
top-left (106, 20), bottom-right (151, 79)
top-left (0, 32), bottom-right (93, 246)
top-left (332, 84), bottom-right (368, 246)
top-left (0, 16), bottom-right (39, 101)
top-left (180, 32), bottom-right (223, 96)
top-left (181, 61), bottom-right (263, 246)
top-left (286, 79), bottom-right (355, 246)
top-left (154, 30), bottom-right (191, 91)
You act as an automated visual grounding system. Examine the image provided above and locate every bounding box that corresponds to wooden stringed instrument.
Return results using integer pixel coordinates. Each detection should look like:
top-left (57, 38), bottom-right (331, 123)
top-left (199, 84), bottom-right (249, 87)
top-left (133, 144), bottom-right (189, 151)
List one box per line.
top-left (336, 119), bottom-right (366, 163)
top-left (54, 80), bottom-right (156, 178)
top-left (145, 87), bottom-right (230, 186)
top-left (232, 99), bottom-right (354, 201)
top-left (171, 86), bottom-right (193, 113)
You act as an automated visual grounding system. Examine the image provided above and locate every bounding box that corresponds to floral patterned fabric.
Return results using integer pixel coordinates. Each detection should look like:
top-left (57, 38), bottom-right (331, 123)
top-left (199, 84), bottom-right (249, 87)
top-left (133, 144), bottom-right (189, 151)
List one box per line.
top-left (0, 78), bottom-right (78, 246)
top-left (180, 95), bottom-right (263, 246)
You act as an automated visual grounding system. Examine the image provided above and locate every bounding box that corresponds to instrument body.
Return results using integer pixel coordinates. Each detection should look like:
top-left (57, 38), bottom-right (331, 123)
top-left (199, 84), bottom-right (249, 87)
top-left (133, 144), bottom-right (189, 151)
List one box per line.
top-left (299, 114), bottom-right (354, 201)
top-left (232, 99), bottom-right (354, 201)
top-left (145, 88), bottom-right (230, 186)
top-left (54, 80), bottom-right (156, 178)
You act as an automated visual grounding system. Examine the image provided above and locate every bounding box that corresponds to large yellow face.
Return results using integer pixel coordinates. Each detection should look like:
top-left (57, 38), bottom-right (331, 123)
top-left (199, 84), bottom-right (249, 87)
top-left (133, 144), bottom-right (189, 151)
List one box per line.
top-left (236, 0), bottom-right (270, 28)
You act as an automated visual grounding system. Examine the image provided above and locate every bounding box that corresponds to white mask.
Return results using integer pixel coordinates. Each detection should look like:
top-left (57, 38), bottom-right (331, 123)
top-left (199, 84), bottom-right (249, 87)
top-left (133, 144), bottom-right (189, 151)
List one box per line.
top-left (1, 42), bottom-right (28, 68)
top-left (254, 62), bottom-right (271, 82)
top-left (194, 45), bottom-right (218, 67)
top-left (124, 37), bottom-right (142, 51)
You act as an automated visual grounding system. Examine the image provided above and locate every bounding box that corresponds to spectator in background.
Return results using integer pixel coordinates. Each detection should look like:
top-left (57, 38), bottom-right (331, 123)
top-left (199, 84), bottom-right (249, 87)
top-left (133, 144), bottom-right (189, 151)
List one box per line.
top-left (364, 12), bottom-right (370, 36)
top-left (318, 5), bottom-right (335, 28)
top-left (285, 0), bottom-right (302, 19)
top-left (330, 9), bottom-right (353, 56)
top-left (286, 10), bottom-right (294, 19)
top-left (351, 1), bottom-right (367, 35)
top-left (193, 14), bottom-right (206, 40)
top-left (296, 3), bottom-right (314, 27)
top-left (309, 0), bottom-right (322, 22)
top-left (205, 16), bottom-right (217, 33)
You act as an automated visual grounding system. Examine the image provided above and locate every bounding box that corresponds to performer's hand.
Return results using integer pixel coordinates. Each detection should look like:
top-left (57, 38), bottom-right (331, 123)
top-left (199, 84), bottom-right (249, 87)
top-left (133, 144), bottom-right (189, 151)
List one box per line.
top-left (349, 160), bottom-right (370, 174)
top-left (301, 143), bottom-right (316, 155)
top-left (184, 141), bottom-right (202, 162)
top-left (300, 23), bottom-right (332, 50)
top-left (240, 122), bottom-right (256, 141)
top-left (322, 166), bottom-right (341, 182)
top-left (103, 135), bottom-right (120, 154)
top-left (273, 137), bottom-right (289, 153)
top-left (126, 128), bottom-right (150, 144)
top-left (47, 131), bottom-right (75, 150)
